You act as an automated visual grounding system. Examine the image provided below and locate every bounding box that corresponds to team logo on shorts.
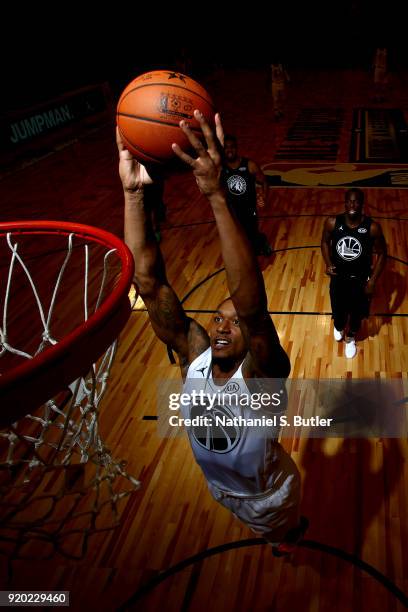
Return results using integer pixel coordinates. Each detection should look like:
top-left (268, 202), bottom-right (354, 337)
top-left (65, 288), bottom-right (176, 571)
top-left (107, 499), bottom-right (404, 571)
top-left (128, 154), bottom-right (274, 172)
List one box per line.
top-left (190, 403), bottom-right (240, 453)
top-left (227, 175), bottom-right (247, 195)
top-left (336, 236), bottom-right (362, 260)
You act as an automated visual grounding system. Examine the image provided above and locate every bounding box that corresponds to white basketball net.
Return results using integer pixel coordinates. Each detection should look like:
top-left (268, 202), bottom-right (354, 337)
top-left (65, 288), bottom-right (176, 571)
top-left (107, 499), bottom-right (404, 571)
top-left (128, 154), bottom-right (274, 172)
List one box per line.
top-left (0, 231), bottom-right (140, 563)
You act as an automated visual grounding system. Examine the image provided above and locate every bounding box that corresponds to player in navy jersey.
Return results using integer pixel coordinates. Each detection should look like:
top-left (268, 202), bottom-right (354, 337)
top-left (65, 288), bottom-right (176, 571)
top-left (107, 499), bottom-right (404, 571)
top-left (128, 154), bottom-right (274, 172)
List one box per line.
top-left (118, 112), bottom-right (307, 555)
top-left (221, 134), bottom-right (272, 256)
top-left (321, 188), bottom-right (387, 358)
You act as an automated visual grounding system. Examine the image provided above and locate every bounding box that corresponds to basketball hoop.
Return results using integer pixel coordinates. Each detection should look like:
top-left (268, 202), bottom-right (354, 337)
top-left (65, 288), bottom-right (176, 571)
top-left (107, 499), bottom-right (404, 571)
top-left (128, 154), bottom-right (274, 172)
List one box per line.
top-left (0, 221), bottom-right (134, 424)
top-left (0, 221), bottom-right (140, 562)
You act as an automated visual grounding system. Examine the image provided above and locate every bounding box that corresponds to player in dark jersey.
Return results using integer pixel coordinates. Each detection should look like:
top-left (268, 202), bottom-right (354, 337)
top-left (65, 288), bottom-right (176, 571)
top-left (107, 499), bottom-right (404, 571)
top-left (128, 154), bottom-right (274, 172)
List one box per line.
top-left (221, 134), bottom-right (272, 256)
top-left (118, 112), bottom-right (307, 555)
top-left (321, 188), bottom-right (387, 358)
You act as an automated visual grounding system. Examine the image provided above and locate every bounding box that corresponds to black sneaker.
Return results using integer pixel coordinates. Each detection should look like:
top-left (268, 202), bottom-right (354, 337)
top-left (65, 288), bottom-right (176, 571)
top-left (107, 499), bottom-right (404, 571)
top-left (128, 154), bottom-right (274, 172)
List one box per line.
top-left (272, 516), bottom-right (309, 557)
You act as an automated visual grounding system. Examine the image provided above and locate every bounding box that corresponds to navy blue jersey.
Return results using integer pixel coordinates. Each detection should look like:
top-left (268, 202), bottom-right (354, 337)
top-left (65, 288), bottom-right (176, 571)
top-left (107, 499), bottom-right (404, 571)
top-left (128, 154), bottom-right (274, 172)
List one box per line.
top-left (331, 214), bottom-right (373, 279)
top-left (221, 158), bottom-right (257, 220)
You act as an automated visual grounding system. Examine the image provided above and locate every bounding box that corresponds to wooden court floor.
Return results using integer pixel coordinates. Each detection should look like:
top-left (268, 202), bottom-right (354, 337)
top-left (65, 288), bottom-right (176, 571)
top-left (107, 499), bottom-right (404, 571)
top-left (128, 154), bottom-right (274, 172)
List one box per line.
top-left (0, 69), bottom-right (407, 611)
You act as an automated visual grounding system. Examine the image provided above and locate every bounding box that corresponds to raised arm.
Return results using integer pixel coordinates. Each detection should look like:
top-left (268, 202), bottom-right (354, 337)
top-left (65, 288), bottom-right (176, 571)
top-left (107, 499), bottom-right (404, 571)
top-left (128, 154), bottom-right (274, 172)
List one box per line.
top-left (118, 128), bottom-right (209, 376)
top-left (172, 112), bottom-right (290, 378)
top-left (321, 216), bottom-right (337, 276)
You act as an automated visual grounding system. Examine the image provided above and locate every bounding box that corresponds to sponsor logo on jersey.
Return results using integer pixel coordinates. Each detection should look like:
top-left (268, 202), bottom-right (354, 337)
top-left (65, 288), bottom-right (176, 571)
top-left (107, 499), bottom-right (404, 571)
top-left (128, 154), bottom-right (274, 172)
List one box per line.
top-left (191, 403), bottom-right (240, 453)
top-left (227, 174), bottom-right (247, 195)
top-left (358, 227), bottom-right (367, 233)
top-left (224, 382), bottom-right (240, 394)
top-left (336, 236), bottom-right (362, 260)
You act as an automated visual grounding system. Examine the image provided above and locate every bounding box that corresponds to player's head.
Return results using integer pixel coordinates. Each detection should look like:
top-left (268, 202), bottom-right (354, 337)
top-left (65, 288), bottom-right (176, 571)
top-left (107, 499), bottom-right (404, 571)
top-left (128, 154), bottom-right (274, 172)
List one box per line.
top-left (224, 135), bottom-right (238, 163)
top-left (208, 298), bottom-right (246, 361)
top-left (344, 188), bottom-right (364, 218)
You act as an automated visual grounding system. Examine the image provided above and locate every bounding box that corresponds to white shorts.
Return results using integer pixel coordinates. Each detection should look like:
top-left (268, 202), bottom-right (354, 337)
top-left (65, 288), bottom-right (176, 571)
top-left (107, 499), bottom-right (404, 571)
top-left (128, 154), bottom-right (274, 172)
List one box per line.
top-left (206, 449), bottom-right (301, 545)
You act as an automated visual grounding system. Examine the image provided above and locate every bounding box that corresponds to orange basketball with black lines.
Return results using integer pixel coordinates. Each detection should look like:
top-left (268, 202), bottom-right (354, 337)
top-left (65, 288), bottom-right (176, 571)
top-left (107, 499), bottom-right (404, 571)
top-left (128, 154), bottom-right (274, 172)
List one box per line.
top-left (116, 70), bottom-right (215, 164)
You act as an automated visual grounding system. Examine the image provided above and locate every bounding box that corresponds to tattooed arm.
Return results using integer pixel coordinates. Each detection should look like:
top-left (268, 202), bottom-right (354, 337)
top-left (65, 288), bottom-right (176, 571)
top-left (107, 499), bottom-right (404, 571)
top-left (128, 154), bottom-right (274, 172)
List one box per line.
top-left (172, 114), bottom-right (290, 379)
top-left (118, 129), bottom-right (209, 377)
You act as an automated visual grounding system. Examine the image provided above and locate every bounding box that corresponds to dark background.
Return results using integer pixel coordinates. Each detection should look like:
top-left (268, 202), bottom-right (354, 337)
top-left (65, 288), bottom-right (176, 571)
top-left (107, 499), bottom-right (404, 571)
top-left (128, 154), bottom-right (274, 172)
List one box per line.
top-left (1, 0), bottom-right (404, 112)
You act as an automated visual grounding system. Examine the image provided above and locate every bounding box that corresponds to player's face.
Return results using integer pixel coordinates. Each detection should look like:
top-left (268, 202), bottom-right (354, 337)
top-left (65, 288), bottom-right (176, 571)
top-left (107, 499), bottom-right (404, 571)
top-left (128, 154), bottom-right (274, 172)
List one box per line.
top-left (345, 193), bottom-right (363, 218)
top-left (209, 300), bottom-right (246, 360)
top-left (224, 140), bottom-right (238, 162)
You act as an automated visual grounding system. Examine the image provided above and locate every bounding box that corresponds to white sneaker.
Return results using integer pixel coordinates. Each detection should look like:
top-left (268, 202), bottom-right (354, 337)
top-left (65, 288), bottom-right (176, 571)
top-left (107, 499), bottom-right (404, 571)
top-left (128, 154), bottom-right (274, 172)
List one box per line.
top-left (345, 338), bottom-right (357, 359)
top-left (333, 327), bottom-right (344, 342)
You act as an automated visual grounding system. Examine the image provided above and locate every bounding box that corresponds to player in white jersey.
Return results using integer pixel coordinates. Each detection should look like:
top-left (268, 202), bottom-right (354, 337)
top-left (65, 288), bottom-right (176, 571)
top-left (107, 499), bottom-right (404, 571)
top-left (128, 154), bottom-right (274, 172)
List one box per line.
top-left (117, 111), bottom-right (307, 555)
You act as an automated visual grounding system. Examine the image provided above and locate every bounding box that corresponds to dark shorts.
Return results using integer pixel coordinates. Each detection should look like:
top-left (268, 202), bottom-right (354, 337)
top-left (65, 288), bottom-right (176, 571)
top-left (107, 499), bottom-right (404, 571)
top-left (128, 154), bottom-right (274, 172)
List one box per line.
top-left (329, 275), bottom-right (370, 331)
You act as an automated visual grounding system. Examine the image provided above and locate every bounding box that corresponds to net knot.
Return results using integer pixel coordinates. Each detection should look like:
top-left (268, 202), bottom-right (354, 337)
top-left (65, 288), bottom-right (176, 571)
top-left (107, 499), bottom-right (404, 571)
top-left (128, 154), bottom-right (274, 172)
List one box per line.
top-left (41, 330), bottom-right (56, 345)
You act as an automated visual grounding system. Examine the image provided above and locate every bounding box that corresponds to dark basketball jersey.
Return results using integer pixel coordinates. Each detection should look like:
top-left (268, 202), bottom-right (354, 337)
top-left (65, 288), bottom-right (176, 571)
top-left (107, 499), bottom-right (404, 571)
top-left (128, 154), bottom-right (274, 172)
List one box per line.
top-left (221, 158), bottom-right (257, 220)
top-left (331, 214), bottom-right (373, 279)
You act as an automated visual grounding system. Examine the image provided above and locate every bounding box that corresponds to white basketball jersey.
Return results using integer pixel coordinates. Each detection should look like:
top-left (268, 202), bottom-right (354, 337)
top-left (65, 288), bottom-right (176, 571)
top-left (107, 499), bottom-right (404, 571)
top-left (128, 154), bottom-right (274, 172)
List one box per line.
top-left (181, 348), bottom-right (284, 495)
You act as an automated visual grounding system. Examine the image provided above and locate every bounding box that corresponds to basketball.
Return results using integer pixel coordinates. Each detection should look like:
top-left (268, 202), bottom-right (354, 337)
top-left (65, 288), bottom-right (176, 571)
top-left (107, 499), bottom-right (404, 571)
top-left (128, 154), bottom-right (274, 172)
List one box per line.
top-left (116, 70), bottom-right (215, 165)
